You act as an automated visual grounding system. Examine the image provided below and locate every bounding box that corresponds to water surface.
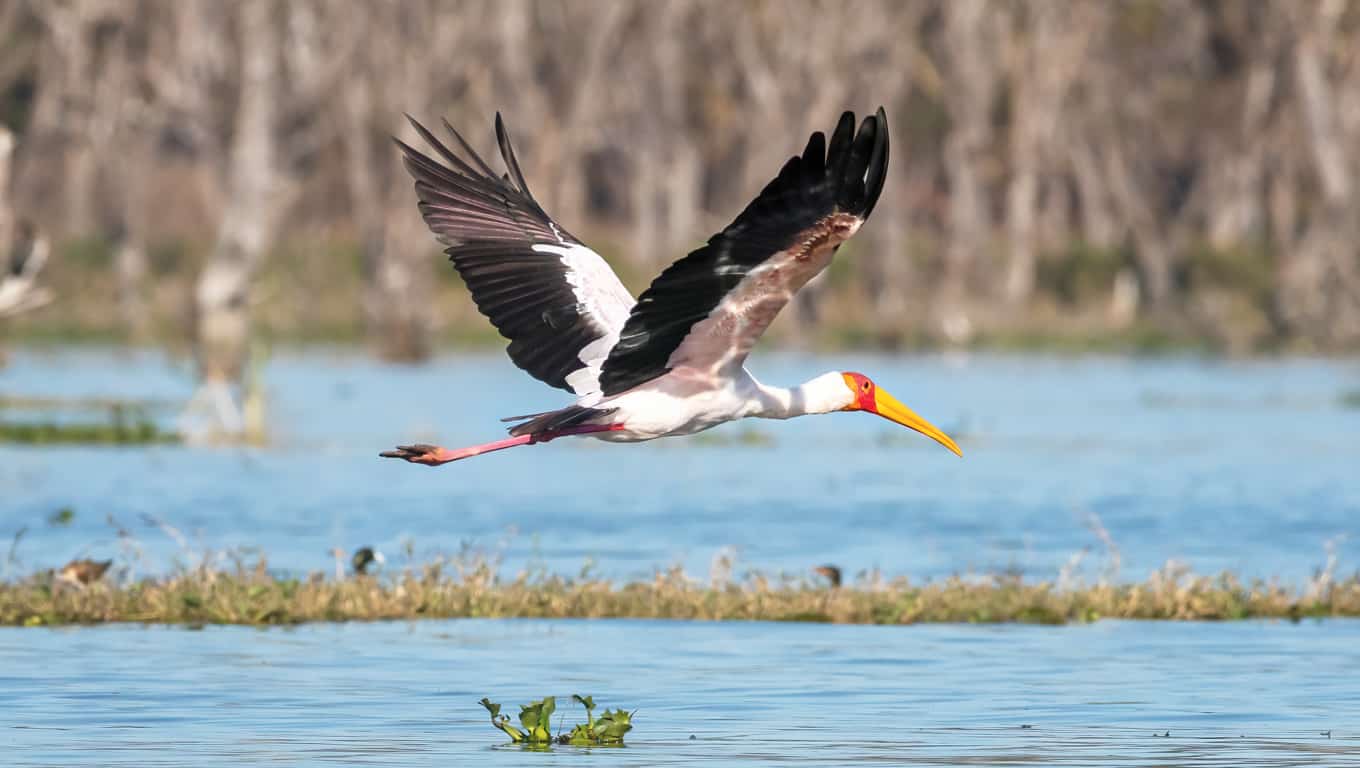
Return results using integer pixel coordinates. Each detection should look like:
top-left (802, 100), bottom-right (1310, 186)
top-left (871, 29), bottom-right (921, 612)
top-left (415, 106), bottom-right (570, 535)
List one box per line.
top-left (2, 349), bottom-right (1357, 583)
top-left (4, 349), bottom-right (1360, 764)
top-left (4, 619), bottom-right (1357, 766)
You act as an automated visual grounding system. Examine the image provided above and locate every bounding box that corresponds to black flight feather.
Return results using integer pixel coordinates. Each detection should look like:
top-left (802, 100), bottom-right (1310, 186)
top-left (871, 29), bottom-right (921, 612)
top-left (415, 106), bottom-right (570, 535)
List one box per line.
top-left (396, 116), bottom-right (612, 392)
top-left (597, 108), bottom-right (889, 397)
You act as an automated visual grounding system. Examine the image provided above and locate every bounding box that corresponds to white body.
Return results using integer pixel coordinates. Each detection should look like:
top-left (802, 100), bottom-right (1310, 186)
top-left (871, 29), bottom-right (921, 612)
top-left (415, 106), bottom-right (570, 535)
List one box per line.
top-left (590, 369), bottom-right (852, 442)
top-left (561, 214), bottom-right (862, 441)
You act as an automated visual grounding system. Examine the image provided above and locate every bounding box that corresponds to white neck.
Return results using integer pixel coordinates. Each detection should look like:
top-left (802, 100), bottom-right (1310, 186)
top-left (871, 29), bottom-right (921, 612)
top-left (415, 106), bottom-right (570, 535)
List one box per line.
top-left (749, 372), bottom-right (852, 420)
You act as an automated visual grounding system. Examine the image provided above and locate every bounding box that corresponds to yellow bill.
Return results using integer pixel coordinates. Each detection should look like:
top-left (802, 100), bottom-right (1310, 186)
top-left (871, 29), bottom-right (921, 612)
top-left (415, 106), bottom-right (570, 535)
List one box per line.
top-left (872, 388), bottom-right (963, 457)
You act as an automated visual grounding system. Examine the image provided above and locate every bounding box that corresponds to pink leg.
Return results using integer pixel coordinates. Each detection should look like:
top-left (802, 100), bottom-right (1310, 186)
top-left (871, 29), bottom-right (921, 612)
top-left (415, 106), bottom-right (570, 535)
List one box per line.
top-left (381, 424), bottom-right (622, 467)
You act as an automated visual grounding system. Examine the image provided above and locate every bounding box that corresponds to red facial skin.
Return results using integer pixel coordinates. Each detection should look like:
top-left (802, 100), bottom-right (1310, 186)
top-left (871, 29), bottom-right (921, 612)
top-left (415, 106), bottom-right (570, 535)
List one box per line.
top-left (843, 371), bottom-right (876, 412)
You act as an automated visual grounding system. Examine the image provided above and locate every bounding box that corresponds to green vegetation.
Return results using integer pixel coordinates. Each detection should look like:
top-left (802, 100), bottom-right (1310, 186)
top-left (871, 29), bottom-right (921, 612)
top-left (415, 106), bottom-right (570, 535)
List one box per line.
top-left (0, 395), bottom-right (179, 445)
top-left (0, 394), bottom-right (180, 443)
top-left (1340, 390), bottom-right (1360, 409)
top-left (480, 695), bottom-right (632, 747)
top-left (3, 557), bottom-right (1357, 627)
top-left (0, 418), bottom-right (178, 445)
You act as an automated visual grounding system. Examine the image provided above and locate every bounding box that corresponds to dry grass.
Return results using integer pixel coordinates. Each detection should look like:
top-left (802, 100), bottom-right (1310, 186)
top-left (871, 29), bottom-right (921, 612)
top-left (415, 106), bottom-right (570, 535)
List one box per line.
top-left (4, 557), bottom-right (1358, 627)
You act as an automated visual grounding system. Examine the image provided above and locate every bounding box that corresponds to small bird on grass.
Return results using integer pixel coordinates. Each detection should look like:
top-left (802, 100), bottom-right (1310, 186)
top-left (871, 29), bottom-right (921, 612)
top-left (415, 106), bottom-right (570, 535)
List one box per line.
top-left (57, 559), bottom-right (112, 587)
top-left (333, 547), bottom-right (385, 578)
top-left (813, 564), bottom-right (843, 589)
top-left (351, 546), bottom-right (384, 575)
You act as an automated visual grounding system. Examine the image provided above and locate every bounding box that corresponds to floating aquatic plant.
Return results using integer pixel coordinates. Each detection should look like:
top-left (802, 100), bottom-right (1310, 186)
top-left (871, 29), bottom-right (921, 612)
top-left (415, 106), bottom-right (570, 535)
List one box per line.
top-left (480, 695), bottom-right (632, 747)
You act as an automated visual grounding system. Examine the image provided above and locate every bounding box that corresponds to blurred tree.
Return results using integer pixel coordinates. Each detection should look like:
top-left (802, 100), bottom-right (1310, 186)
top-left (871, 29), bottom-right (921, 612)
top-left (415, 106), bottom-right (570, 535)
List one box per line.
top-left (1, 0), bottom-right (1358, 355)
top-left (185, 0), bottom-right (281, 436)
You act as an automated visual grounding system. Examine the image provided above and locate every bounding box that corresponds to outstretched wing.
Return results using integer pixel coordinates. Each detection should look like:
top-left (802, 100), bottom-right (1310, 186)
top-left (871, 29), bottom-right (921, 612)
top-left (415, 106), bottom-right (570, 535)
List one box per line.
top-left (397, 114), bottom-right (634, 399)
top-left (598, 108), bottom-right (888, 398)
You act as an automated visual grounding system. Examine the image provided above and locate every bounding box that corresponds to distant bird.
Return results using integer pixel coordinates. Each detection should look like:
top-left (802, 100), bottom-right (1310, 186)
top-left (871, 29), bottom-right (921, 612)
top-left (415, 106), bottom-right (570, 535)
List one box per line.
top-left (382, 109), bottom-right (961, 466)
top-left (57, 559), bottom-right (112, 587)
top-left (351, 546), bottom-right (383, 575)
top-left (330, 547), bottom-right (385, 578)
top-left (813, 565), bottom-right (843, 589)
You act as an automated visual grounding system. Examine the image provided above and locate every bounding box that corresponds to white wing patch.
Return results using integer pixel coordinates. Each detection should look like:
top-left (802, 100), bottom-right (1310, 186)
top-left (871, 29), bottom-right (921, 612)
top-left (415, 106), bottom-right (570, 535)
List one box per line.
top-left (531, 242), bottom-right (635, 401)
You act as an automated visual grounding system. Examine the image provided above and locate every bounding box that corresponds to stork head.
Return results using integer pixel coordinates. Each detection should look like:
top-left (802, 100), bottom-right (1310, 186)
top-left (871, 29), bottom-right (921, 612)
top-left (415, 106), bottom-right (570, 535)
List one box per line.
top-left (834, 371), bottom-right (962, 457)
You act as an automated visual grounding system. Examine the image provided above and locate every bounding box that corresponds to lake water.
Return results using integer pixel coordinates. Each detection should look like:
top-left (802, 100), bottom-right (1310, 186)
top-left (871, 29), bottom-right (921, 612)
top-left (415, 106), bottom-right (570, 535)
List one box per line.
top-left (2, 349), bottom-right (1357, 583)
top-left (4, 619), bottom-right (1358, 765)
top-left (3, 348), bottom-right (1360, 764)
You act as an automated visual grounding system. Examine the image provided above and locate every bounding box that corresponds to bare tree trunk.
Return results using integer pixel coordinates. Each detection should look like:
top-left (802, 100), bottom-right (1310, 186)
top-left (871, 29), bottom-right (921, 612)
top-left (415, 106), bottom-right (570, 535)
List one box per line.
top-left (190, 0), bottom-right (278, 434)
top-left (495, 1), bottom-right (629, 233)
top-left (341, 60), bottom-right (412, 361)
top-left (654, 3), bottom-right (701, 260)
top-left (1205, 54), bottom-right (1275, 248)
top-left (1278, 0), bottom-right (1360, 343)
top-left (99, 11), bottom-right (152, 340)
top-left (936, 0), bottom-right (998, 341)
top-left (43, 1), bottom-right (99, 237)
top-left (1003, 4), bottom-right (1089, 306)
top-left (344, 4), bottom-right (438, 363)
top-left (1067, 137), bottom-right (1118, 249)
top-left (1102, 138), bottom-right (1173, 308)
top-left (631, 145), bottom-right (660, 271)
top-left (0, 126), bottom-right (12, 253)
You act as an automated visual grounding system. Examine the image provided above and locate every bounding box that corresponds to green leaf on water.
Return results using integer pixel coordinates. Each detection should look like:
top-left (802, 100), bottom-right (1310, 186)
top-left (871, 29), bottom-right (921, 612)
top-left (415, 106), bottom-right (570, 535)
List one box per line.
top-left (565, 723), bottom-right (594, 745)
top-left (517, 697), bottom-right (555, 743)
top-left (484, 694), bottom-right (630, 747)
top-left (596, 708), bottom-right (634, 743)
top-left (573, 694), bottom-right (596, 738)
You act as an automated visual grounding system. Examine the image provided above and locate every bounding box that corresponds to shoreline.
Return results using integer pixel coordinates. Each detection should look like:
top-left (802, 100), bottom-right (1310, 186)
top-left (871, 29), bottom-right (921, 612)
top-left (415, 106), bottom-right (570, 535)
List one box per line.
top-left (6, 566), bottom-right (1358, 628)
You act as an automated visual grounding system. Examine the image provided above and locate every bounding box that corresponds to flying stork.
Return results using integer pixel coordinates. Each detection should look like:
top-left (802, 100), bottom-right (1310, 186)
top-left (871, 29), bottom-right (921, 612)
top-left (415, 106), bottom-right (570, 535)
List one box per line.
top-left (381, 108), bottom-right (962, 466)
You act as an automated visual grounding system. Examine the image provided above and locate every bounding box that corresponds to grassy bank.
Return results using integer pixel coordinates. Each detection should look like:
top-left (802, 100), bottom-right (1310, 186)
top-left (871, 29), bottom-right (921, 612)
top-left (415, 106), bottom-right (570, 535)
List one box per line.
top-left (5, 562), bottom-right (1358, 627)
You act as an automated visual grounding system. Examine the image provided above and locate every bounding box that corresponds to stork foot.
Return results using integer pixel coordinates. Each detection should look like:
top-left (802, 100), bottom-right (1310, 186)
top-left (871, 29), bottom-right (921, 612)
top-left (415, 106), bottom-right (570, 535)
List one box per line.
top-left (379, 443), bottom-right (455, 466)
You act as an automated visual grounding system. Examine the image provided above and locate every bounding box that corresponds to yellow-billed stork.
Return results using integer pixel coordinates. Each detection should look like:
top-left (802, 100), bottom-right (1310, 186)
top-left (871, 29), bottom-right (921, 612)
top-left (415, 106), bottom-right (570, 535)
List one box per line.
top-left (381, 109), bottom-right (961, 466)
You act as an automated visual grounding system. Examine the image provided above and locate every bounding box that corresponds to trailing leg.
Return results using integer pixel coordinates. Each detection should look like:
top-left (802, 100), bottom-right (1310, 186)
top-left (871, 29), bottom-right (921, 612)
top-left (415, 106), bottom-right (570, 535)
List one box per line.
top-left (380, 424), bottom-right (623, 466)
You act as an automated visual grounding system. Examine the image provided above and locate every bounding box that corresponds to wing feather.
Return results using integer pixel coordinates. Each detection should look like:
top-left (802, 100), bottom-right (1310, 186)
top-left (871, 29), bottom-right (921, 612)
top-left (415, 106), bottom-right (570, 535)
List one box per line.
top-left (397, 115), bottom-right (634, 397)
top-left (598, 108), bottom-right (889, 397)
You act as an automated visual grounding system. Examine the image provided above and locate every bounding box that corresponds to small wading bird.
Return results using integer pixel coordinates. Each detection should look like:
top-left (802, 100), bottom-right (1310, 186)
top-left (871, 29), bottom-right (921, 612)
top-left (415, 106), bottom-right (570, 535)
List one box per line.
top-left (813, 565), bottom-right (843, 589)
top-left (382, 108), bottom-right (961, 466)
top-left (329, 546), bottom-right (385, 579)
top-left (57, 558), bottom-right (112, 588)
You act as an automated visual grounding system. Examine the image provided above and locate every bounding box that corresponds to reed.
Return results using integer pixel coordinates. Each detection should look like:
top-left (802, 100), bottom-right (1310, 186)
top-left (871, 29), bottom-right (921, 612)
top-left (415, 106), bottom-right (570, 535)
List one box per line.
top-left (3, 557), bottom-right (1357, 627)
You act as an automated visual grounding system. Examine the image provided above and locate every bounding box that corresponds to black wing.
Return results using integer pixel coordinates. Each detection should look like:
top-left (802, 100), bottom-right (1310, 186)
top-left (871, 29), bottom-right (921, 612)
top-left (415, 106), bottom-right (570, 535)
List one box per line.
top-left (397, 114), bottom-right (633, 397)
top-left (597, 108), bottom-right (888, 397)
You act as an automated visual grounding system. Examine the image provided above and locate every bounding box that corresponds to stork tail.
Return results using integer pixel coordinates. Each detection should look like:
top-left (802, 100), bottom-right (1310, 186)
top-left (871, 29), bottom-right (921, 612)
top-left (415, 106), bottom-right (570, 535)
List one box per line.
top-left (506, 405), bottom-right (617, 437)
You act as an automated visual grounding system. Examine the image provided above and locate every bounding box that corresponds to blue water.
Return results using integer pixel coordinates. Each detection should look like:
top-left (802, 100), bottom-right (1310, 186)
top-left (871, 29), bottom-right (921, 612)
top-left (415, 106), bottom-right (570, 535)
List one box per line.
top-left (3, 348), bottom-right (1360, 764)
top-left (2, 349), bottom-right (1357, 583)
top-left (4, 619), bottom-right (1358, 765)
